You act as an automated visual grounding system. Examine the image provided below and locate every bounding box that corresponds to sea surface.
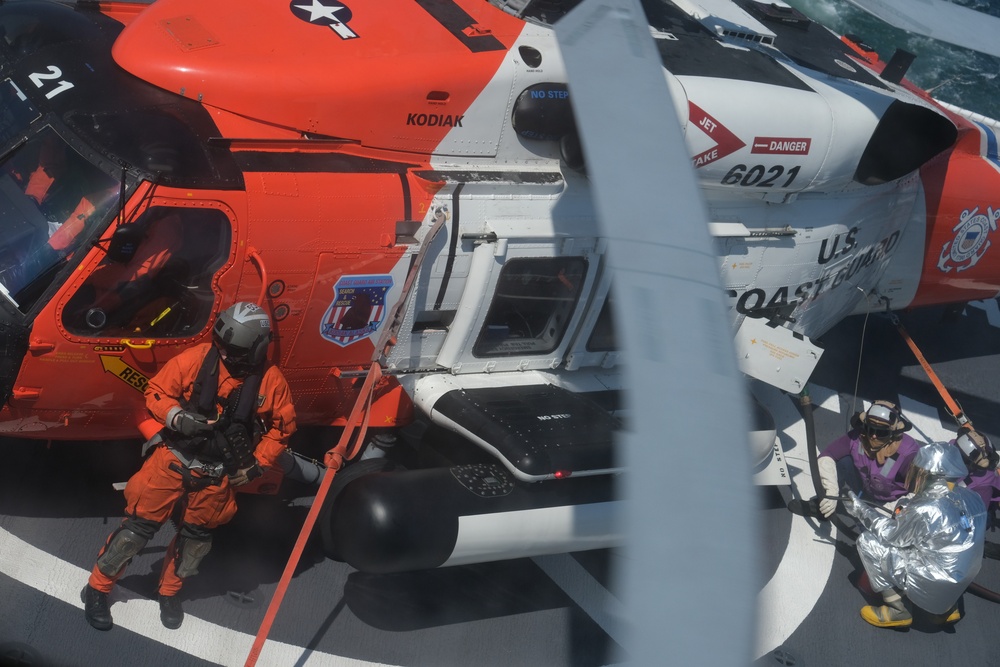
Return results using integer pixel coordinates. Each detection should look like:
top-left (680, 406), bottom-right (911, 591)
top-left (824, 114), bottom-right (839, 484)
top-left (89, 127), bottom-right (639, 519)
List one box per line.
top-left (786, 0), bottom-right (1000, 120)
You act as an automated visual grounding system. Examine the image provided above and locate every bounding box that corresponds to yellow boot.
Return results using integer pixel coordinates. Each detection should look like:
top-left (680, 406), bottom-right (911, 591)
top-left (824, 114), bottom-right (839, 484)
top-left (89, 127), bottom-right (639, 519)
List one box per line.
top-left (860, 591), bottom-right (912, 628)
top-left (928, 606), bottom-right (962, 625)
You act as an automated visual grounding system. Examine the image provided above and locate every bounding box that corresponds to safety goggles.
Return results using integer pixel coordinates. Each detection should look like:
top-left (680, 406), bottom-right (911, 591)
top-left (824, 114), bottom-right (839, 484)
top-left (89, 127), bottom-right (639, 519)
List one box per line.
top-left (862, 424), bottom-right (896, 441)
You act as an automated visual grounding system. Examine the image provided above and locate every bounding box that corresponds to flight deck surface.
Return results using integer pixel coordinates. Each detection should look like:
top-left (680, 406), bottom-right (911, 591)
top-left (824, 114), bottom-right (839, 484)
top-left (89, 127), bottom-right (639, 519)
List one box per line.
top-left (2, 301), bottom-right (1000, 666)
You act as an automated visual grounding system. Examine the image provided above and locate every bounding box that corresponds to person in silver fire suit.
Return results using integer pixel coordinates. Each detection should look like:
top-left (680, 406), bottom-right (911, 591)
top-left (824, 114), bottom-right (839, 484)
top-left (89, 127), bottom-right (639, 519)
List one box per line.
top-left (845, 441), bottom-right (986, 628)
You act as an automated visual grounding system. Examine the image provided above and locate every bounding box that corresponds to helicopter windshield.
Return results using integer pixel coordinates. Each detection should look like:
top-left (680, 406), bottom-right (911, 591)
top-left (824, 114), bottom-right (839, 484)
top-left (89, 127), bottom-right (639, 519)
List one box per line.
top-left (0, 79), bottom-right (38, 147)
top-left (0, 124), bottom-right (120, 312)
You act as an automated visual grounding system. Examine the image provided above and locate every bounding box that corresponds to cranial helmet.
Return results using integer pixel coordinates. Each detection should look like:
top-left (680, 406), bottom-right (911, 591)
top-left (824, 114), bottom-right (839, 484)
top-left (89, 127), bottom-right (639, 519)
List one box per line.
top-left (851, 400), bottom-right (911, 456)
top-left (858, 400), bottom-right (909, 439)
top-left (956, 427), bottom-right (999, 471)
top-left (905, 441), bottom-right (969, 494)
top-left (213, 302), bottom-right (271, 376)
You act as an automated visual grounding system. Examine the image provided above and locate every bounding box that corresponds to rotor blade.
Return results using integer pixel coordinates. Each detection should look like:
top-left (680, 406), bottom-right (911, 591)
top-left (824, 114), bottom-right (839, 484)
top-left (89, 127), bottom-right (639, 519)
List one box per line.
top-left (554, 1), bottom-right (756, 664)
top-left (845, 0), bottom-right (1000, 59)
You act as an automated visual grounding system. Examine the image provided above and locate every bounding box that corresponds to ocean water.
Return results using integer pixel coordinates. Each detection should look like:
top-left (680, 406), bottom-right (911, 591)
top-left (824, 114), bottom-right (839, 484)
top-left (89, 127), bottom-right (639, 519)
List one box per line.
top-left (785, 0), bottom-right (1000, 120)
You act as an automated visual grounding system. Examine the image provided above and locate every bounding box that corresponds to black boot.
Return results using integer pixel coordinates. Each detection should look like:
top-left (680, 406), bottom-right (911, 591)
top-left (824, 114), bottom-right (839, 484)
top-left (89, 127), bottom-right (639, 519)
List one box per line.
top-left (159, 594), bottom-right (184, 629)
top-left (82, 585), bottom-right (113, 631)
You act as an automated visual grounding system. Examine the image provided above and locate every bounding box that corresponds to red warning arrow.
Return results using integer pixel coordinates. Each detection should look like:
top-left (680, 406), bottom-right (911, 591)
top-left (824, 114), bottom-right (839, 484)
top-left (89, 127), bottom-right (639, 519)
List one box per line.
top-left (689, 102), bottom-right (746, 168)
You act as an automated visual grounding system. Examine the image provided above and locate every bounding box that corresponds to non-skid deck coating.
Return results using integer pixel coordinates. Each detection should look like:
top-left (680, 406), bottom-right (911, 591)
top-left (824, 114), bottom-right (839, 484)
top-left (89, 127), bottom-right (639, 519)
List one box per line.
top-left (2, 301), bottom-right (1000, 667)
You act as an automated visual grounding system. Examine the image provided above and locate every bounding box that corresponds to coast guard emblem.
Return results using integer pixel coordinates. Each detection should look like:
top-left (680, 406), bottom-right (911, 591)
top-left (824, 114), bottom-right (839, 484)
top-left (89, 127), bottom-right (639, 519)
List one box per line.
top-left (320, 275), bottom-right (393, 346)
top-left (938, 206), bottom-right (1000, 272)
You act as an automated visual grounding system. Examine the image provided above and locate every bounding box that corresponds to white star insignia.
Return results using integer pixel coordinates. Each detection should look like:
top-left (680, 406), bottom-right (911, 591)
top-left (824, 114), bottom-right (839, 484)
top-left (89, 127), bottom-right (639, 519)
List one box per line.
top-left (294, 0), bottom-right (346, 23)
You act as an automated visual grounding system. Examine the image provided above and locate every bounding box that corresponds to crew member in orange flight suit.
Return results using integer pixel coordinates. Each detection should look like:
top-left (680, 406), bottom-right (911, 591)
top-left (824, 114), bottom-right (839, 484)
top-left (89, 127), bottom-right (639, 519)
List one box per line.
top-left (82, 302), bottom-right (296, 631)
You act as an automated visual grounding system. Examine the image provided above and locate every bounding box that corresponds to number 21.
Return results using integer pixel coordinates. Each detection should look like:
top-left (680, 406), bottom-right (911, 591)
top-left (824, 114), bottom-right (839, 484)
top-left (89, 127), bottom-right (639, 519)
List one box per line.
top-left (28, 66), bottom-right (74, 100)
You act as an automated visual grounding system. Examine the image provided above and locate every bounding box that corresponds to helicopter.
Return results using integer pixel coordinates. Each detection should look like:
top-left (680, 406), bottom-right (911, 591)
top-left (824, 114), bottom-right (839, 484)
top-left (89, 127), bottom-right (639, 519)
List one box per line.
top-left (0, 0), bottom-right (997, 576)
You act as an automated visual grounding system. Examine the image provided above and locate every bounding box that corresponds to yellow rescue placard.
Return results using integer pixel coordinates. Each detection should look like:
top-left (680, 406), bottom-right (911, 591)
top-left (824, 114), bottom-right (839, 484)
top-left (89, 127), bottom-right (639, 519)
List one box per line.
top-left (100, 355), bottom-right (149, 393)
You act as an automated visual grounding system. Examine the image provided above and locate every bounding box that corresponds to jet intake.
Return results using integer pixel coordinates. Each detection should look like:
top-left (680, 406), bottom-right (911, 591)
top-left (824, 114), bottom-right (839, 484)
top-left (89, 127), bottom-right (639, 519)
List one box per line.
top-left (854, 101), bottom-right (957, 185)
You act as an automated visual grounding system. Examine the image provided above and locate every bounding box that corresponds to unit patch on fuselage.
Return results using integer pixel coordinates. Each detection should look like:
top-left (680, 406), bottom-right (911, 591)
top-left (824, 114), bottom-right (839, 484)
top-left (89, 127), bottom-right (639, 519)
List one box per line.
top-left (290, 0), bottom-right (358, 40)
top-left (320, 274), bottom-right (393, 346)
top-left (937, 206), bottom-right (1000, 273)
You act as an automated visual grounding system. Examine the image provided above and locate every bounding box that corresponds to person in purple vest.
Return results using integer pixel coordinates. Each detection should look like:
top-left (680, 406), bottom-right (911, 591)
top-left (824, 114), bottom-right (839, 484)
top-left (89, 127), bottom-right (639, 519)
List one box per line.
top-left (953, 427), bottom-right (1000, 515)
top-left (815, 400), bottom-right (919, 519)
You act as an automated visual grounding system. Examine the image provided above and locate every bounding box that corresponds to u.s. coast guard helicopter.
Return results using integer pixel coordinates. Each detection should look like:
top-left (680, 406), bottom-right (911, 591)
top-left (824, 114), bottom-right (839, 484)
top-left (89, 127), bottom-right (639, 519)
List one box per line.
top-left (0, 0), bottom-right (997, 579)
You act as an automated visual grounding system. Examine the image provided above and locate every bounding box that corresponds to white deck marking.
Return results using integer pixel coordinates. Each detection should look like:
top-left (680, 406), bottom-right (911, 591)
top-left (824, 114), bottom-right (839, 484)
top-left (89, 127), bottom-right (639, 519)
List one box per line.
top-left (753, 383), bottom-right (839, 660)
top-left (532, 553), bottom-right (627, 649)
top-left (0, 525), bottom-right (391, 667)
top-left (967, 299), bottom-right (1000, 328)
top-left (898, 395), bottom-right (955, 443)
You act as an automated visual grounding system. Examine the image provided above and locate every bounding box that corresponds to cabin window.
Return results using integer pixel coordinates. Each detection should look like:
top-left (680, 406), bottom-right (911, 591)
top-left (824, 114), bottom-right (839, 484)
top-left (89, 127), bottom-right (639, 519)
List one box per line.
top-left (473, 257), bottom-right (587, 357)
top-left (62, 206), bottom-right (231, 338)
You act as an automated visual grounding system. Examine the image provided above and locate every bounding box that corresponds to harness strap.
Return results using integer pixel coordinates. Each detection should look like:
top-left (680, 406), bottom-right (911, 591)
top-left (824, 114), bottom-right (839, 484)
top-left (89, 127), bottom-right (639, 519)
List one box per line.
top-left (188, 345), bottom-right (263, 427)
top-left (230, 371), bottom-right (263, 424)
top-left (168, 461), bottom-right (220, 491)
top-left (191, 346), bottom-right (220, 416)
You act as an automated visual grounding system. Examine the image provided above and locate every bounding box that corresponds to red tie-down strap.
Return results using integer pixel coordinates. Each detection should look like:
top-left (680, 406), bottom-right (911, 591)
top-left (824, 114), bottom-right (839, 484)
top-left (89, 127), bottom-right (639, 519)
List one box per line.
top-left (245, 362), bottom-right (383, 667)
top-left (891, 313), bottom-right (971, 430)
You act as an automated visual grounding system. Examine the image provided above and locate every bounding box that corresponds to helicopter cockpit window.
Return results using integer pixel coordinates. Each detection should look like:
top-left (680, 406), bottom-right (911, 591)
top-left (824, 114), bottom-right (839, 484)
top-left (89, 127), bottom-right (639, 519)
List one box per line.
top-left (473, 257), bottom-right (587, 357)
top-left (0, 125), bottom-right (119, 312)
top-left (0, 79), bottom-right (39, 147)
top-left (62, 206), bottom-right (231, 338)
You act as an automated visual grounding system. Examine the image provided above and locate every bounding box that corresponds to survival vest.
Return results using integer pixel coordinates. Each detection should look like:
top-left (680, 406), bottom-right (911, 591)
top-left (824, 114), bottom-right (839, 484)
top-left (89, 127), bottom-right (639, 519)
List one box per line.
top-left (166, 345), bottom-right (264, 474)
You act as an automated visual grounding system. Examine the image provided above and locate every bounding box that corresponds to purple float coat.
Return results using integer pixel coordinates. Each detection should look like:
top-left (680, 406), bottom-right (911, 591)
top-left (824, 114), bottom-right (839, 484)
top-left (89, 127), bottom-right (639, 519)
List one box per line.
top-left (961, 469), bottom-right (1000, 509)
top-left (820, 432), bottom-right (920, 502)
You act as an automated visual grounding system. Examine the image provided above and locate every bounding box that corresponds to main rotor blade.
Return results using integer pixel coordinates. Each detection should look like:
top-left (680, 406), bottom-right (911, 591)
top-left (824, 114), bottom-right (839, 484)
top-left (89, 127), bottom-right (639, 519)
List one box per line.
top-left (846, 0), bottom-right (1000, 59)
top-left (554, 0), bottom-right (756, 663)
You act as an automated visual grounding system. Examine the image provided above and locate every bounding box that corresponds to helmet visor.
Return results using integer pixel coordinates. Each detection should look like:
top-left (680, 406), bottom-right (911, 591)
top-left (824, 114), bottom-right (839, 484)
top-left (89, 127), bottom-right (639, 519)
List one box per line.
top-left (220, 343), bottom-right (252, 363)
top-left (905, 465), bottom-right (929, 494)
top-left (213, 333), bottom-right (256, 376)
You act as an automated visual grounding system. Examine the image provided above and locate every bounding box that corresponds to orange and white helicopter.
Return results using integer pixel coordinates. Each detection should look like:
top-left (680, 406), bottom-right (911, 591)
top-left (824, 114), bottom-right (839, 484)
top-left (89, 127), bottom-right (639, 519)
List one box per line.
top-left (0, 0), bottom-right (997, 574)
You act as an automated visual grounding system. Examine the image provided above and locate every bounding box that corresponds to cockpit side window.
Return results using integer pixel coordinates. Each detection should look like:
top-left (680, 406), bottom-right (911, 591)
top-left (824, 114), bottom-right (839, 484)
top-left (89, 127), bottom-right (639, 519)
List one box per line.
top-left (473, 257), bottom-right (587, 357)
top-left (62, 206), bottom-right (232, 338)
top-left (0, 126), bottom-right (119, 312)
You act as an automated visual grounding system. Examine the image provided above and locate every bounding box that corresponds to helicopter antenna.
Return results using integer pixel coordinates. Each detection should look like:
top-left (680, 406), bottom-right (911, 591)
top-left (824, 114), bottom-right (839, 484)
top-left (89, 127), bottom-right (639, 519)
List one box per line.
top-left (117, 161), bottom-right (127, 226)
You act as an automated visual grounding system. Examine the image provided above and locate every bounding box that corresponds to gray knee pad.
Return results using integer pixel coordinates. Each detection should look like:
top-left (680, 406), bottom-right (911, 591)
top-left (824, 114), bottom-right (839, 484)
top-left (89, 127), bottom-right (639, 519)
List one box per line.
top-left (175, 535), bottom-right (213, 579)
top-left (96, 527), bottom-right (149, 577)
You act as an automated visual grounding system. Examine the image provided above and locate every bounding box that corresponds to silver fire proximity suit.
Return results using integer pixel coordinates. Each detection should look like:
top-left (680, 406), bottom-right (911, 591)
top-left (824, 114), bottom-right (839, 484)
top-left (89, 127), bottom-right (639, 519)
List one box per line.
top-left (848, 445), bottom-right (986, 615)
